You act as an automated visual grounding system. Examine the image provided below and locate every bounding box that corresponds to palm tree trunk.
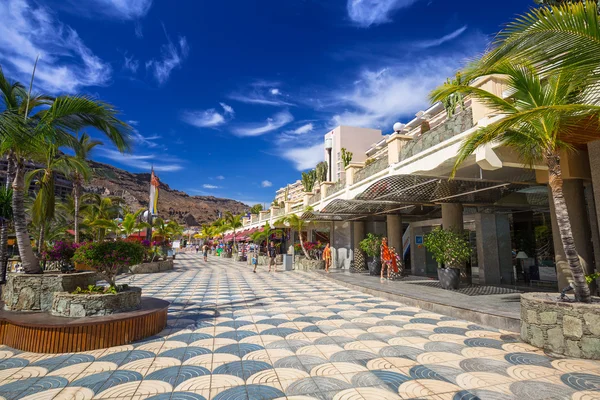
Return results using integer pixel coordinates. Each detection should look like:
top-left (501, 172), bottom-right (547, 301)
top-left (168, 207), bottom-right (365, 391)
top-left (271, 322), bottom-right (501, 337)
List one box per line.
top-left (299, 230), bottom-right (311, 260)
top-left (547, 153), bottom-right (591, 303)
top-left (37, 224), bottom-right (45, 253)
top-left (12, 159), bottom-right (41, 274)
top-left (73, 178), bottom-right (81, 243)
top-left (0, 156), bottom-right (14, 282)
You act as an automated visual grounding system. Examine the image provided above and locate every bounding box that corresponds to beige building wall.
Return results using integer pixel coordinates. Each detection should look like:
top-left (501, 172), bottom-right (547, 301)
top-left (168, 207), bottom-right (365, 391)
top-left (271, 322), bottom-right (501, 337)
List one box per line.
top-left (324, 126), bottom-right (382, 182)
top-left (275, 180), bottom-right (304, 203)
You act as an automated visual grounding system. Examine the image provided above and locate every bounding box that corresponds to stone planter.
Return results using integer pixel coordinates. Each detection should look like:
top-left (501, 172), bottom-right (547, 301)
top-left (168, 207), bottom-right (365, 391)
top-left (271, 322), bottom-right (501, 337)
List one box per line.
top-left (438, 267), bottom-right (460, 290)
top-left (128, 260), bottom-right (174, 274)
top-left (294, 256), bottom-right (325, 271)
top-left (51, 287), bottom-right (142, 317)
top-left (2, 271), bottom-right (98, 312)
top-left (521, 293), bottom-right (600, 359)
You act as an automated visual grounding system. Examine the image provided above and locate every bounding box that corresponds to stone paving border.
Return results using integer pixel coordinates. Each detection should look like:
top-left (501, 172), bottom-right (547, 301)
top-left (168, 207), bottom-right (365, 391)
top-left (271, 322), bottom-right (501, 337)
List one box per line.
top-left (313, 270), bottom-right (521, 332)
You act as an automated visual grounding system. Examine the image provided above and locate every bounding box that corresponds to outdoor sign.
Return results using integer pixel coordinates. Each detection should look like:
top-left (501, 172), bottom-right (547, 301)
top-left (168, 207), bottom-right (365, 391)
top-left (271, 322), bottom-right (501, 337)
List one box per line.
top-left (415, 235), bottom-right (423, 245)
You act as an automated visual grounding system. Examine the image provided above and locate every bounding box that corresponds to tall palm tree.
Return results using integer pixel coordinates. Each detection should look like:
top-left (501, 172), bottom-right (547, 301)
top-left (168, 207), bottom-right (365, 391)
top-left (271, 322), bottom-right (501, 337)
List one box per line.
top-left (0, 187), bottom-right (12, 282)
top-left (250, 204), bottom-right (263, 215)
top-left (466, 2), bottom-right (600, 83)
top-left (225, 212), bottom-right (243, 251)
top-left (430, 61), bottom-right (600, 303)
top-left (71, 133), bottom-right (102, 243)
top-left (26, 141), bottom-right (89, 251)
top-left (0, 65), bottom-right (131, 273)
top-left (82, 194), bottom-right (122, 241)
top-left (250, 222), bottom-right (282, 253)
top-left (121, 208), bottom-right (149, 237)
top-left (275, 208), bottom-right (313, 259)
top-left (213, 218), bottom-right (228, 243)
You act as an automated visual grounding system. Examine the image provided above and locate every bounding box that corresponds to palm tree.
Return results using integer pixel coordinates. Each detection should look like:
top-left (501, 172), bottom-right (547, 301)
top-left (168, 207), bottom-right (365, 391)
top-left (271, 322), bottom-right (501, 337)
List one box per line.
top-left (26, 141), bottom-right (89, 251)
top-left (0, 65), bottom-right (131, 273)
top-left (275, 208), bottom-right (313, 259)
top-left (250, 222), bottom-right (282, 254)
top-left (201, 224), bottom-right (215, 240)
top-left (70, 133), bottom-right (102, 243)
top-left (82, 194), bottom-right (122, 241)
top-left (212, 218), bottom-right (229, 243)
top-left (121, 209), bottom-right (149, 237)
top-left (0, 187), bottom-right (12, 282)
top-left (466, 2), bottom-right (600, 84)
top-left (225, 212), bottom-right (243, 251)
top-left (430, 61), bottom-right (600, 303)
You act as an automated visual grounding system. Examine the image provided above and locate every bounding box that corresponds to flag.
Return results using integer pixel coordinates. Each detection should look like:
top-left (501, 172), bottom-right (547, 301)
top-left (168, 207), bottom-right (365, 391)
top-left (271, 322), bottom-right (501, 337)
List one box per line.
top-left (149, 169), bottom-right (159, 215)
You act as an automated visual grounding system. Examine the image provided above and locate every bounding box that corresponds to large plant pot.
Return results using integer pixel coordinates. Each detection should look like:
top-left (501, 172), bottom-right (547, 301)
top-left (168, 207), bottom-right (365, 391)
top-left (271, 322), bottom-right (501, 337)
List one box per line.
top-left (438, 267), bottom-right (460, 290)
top-left (367, 257), bottom-right (381, 276)
top-left (294, 256), bottom-right (325, 271)
top-left (51, 287), bottom-right (142, 317)
top-left (128, 260), bottom-right (174, 274)
top-left (3, 271), bottom-right (98, 312)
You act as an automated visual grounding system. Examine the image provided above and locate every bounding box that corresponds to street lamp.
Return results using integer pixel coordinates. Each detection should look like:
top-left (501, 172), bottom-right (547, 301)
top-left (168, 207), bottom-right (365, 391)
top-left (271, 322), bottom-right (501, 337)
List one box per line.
top-left (325, 137), bottom-right (333, 182)
top-left (393, 122), bottom-right (405, 133)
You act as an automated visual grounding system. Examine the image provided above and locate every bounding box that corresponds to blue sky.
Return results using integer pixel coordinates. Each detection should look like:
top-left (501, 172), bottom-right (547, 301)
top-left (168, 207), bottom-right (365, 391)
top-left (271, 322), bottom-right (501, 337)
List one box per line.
top-left (0, 0), bottom-right (532, 206)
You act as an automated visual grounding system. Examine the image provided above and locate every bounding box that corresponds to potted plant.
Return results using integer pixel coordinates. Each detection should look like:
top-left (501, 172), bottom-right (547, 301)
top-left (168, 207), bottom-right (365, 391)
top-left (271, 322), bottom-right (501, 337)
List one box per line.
top-left (359, 233), bottom-right (382, 276)
top-left (423, 227), bottom-right (472, 290)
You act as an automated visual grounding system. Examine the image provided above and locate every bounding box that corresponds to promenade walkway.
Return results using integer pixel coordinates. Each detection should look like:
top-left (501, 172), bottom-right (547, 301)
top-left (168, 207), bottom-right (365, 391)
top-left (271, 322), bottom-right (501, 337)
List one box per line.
top-left (0, 254), bottom-right (597, 399)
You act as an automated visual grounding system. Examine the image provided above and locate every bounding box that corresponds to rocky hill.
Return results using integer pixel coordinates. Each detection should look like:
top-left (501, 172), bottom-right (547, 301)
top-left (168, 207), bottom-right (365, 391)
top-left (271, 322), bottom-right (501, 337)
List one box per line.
top-left (85, 160), bottom-right (248, 227)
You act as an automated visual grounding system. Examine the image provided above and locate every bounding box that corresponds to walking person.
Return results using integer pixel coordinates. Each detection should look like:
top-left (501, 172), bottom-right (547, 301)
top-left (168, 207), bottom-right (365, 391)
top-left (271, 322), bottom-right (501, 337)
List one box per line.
top-left (195, 244), bottom-right (199, 254)
top-left (389, 246), bottom-right (401, 280)
top-left (380, 237), bottom-right (393, 280)
top-left (202, 243), bottom-right (209, 262)
top-left (323, 243), bottom-right (332, 273)
top-left (268, 241), bottom-right (277, 272)
top-left (252, 245), bottom-right (259, 273)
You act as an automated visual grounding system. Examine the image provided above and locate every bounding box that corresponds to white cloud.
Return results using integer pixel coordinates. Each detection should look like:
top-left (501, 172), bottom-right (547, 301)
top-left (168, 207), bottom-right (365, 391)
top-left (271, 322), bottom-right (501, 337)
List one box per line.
top-left (293, 123), bottom-right (314, 135)
top-left (261, 180), bottom-right (273, 188)
top-left (329, 57), bottom-right (463, 129)
top-left (232, 111), bottom-right (294, 137)
top-left (131, 129), bottom-right (161, 148)
top-left (203, 184), bottom-right (221, 189)
top-left (146, 28), bottom-right (189, 85)
top-left (414, 26), bottom-right (468, 48)
top-left (124, 54), bottom-right (139, 73)
top-left (69, 0), bottom-right (153, 20)
top-left (216, 175), bottom-right (225, 180)
top-left (128, 120), bottom-right (139, 126)
top-left (0, 0), bottom-right (111, 94)
top-left (347, 0), bottom-right (419, 27)
top-left (134, 22), bottom-right (144, 38)
top-left (181, 103), bottom-right (234, 128)
top-left (97, 149), bottom-right (183, 172)
top-left (281, 143), bottom-right (324, 171)
top-left (230, 81), bottom-right (294, 107)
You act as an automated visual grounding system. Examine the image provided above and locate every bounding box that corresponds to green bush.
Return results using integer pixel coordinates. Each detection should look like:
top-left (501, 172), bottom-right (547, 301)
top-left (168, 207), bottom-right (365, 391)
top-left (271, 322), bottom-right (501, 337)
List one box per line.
top-left (359, 233), bottom-right (383, 257)
top-left (73, 241), bottom-right (145, 289)
top-left (423, 227), bottom-right (472, 269)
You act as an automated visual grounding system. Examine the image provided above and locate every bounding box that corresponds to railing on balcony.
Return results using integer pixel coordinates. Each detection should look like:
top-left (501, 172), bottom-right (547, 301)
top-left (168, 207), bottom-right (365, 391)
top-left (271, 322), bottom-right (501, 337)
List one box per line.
top-left (272, 208), bottom-right (283, 217)
top-left (400, 107), bottom-right (474, 161)
top-left (308, 192), bottom-right (320, 205)
top-left (325, 179), bottom-right (345, 198)
top-left (354, 156), bottom-right (389, 185)
top-left (259, 213), bottom-right (267, 222)
top-left (291, 202), bottom-right (303, 212)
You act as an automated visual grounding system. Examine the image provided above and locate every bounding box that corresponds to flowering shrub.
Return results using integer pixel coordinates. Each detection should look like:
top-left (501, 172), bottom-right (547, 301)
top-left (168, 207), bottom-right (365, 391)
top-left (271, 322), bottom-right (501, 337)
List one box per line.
top-left (141, 240), bottom-right (151, 247)
top-left (73, 241), bottom-right (145, 290)
top-left (42, 241), bottom-right (82, 263)
top-left (293, 242), bottom-right (324, 259)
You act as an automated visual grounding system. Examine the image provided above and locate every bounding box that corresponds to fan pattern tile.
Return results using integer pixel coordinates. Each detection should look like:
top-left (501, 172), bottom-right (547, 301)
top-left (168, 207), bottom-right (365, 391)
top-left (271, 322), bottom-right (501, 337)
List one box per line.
top-left (0, 254), bottom-right (598, 399)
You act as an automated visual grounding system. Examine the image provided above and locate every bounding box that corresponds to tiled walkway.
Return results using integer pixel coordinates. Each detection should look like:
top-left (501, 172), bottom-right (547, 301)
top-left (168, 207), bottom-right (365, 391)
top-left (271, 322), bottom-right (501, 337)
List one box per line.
top-left (0, 255), bottom-right (599, 399)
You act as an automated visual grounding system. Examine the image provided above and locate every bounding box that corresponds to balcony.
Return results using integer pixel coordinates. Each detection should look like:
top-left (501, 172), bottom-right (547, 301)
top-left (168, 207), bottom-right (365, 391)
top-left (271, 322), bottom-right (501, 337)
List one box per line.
top-left (399, 107), bottom-right (474, 161)
top-left (353, 156), bottom-right (389, 185)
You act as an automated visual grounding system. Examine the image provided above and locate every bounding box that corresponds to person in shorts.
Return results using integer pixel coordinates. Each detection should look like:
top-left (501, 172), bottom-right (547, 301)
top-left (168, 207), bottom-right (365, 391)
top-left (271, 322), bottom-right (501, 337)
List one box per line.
top-left (323, 243), bottom-right (332, 273)
top-left (202, 243), bottom-right (209, 262)
top-left (268, 241), bottom-right (277, 272)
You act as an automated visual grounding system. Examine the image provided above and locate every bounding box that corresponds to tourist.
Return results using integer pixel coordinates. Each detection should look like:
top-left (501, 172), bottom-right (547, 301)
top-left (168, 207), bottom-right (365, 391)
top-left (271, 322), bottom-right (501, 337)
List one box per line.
top-left (202, 243), bottom-right (209, 262)
top-left (323, 243), bottom-right (332, 273)
top-left (380, 237), bottom-right (393, 280)
top-left (268, 241), bottom-right (277, 272)
top-left (389, 246), bottom-right (401, 280)
top-left (195, 245), bottom-right (199, 254)
top-left (252, 247), bottom-right (259, 273)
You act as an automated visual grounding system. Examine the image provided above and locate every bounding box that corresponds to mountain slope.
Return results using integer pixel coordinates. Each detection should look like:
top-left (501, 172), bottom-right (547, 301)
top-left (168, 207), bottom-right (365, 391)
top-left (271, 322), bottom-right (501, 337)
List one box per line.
top-left (85, 160), bottom-right (248, 226)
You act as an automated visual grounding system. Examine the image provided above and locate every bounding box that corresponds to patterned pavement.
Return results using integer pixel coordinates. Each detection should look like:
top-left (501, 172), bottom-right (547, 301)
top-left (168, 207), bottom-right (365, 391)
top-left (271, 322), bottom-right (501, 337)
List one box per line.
top-left (0, 254), bottom-right (599, 400)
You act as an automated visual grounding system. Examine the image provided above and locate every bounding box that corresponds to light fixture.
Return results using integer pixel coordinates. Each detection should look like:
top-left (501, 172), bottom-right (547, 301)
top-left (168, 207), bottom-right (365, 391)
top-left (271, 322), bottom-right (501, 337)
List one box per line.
top-left (393, 122), bottom-right (405, 133)
top-left (324, 137), bottom-right (333, 150)
top-left (516, 251), bottom-right (528, 259)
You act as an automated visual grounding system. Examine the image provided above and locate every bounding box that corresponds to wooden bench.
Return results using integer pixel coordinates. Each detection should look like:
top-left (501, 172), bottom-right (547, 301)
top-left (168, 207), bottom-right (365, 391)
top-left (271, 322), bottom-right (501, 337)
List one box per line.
top-left (0, 297), bottom-right (169, 353)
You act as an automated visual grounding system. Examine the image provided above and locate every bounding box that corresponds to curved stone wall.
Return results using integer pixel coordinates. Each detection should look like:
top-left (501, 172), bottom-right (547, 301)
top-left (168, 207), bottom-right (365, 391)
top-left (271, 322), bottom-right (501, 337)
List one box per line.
top-left (128, 260), bottom-right (174, 274)
top-left (51, 287), bottom-right (142, 317)
top-left (520, 293), bottom-right (600, 359)
top-left (2, 272), bottom-right (98, 312)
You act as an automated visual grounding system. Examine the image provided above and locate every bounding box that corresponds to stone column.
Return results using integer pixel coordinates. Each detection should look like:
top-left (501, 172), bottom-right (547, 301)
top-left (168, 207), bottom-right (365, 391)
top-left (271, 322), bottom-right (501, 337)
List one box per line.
top-left (442, 203), bottom-right (463, 231)
top-left (386, 133), bottom-right (413, 164)
top-left (548, 181), bottom-right (594, 289)
top-left (352, 221), bottom-right (366, 271)
top-left (386, 214), bottom-right (402, 253)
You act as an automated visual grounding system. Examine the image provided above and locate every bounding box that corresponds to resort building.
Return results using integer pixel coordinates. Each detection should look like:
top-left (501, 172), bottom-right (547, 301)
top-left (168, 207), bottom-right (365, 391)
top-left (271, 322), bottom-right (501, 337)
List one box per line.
top-left (324, 126), bottom-right (382, 182)
top-left (274, 180), bottom-right (304, 204)
top-left (231, 75), bottom-right (600, 292)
